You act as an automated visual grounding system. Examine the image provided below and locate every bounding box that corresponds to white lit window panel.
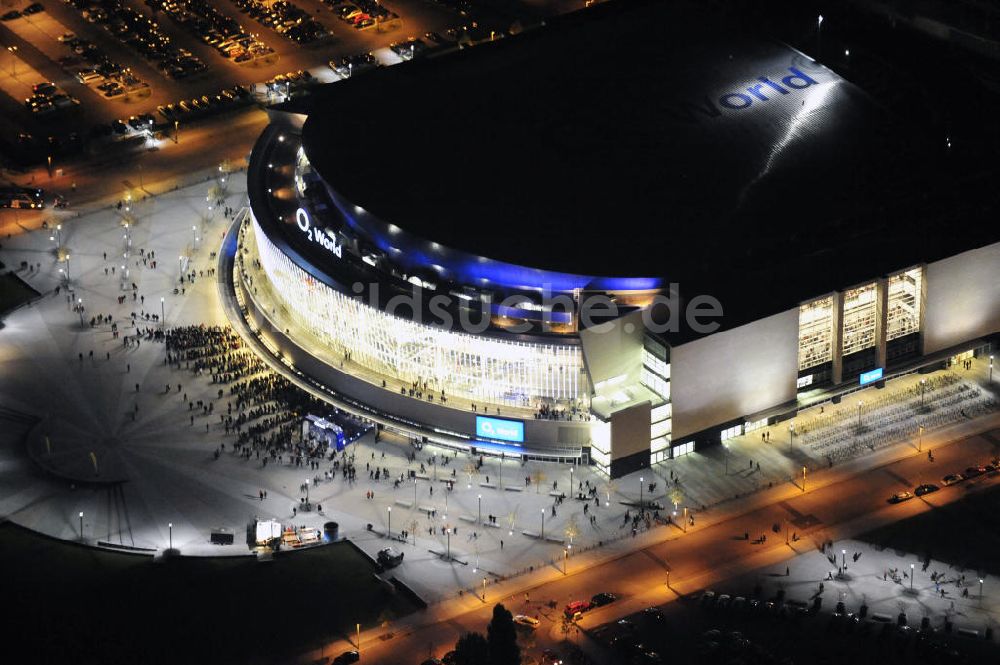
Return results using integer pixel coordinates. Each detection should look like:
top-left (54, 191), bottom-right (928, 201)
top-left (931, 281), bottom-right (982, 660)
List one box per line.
top-left (651, 402), bottom-right (672, 424)
top-left (642, 349), bottom-right (669, 380)
top-left (798, 297), bottom-right (833, 370)
top-left (842, 283), bottom-right (877, 356)
top-left (720, 424), bottom-right (742, 441)
top-left (641, 367), bottom-right (670, 401)
top-left (672, 441), bottom-right (694, 457)
top-left (887, 267), bottom-right (922, 341)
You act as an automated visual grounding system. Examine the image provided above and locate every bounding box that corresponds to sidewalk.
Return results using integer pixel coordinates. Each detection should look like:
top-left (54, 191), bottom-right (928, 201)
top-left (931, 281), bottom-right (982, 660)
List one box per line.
top-left (654, 359), bottom-right (997, 510)
top-left (297, 411), bottom-right (1000, 663)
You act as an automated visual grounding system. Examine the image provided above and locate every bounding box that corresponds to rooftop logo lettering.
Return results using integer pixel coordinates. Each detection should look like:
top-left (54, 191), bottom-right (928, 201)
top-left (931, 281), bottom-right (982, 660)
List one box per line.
top-left (296, 207), bottom-right (343, 259)
top-left (669, 66), bottom-right (819, 123)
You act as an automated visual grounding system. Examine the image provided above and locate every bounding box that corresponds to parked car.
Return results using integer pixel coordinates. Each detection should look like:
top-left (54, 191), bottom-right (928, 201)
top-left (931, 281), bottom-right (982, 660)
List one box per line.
top-left (591, 592), bottom-right (617, 607)
top-left (942, 474), bottom-right (964, 486)
top-left (564, 600), bottom-right (592, 618)
top-left (332, 651), bottom-right (359, 664)
top-left (24, 2), bottom-right (45, 15)
top-left (914, 483), bottom-right (939, 496)
top-left (887, 492), bottom-right (913, 504)
top-left (513, 614), bottom-right (539, 629)
top-left (377, 546), bottom-right (403, 567)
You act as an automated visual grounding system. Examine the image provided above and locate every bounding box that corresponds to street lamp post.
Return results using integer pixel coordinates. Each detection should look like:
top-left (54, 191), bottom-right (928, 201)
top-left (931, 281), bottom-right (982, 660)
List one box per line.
top-left (817, 14), bottom-right (823, 55)
top-left (413, 477), bottom-right (417, 506)
top-left (7, 46), bottom-right (18, 76)
top-left (304, 479), bottom-right (310, 506)
top-left (683, 507), bottom-right (688, 533)
top-left (192, 225), bottom-right (198, 248)
top-left (77, 298), bottom-right (84, 326)
top-left (979, 578), bottom-right (984, 606)
top-left (174, 120), bottom-right (179, 144)
top-left (168, 522), bottom-right (173, 550)
top-left (477, 494), bottom-right (481, 525)
top-left (857, 401), bottom-right (863, 430)
top-left (563, 548), bottom-right (568, 575)
top-left (789, 421), bottom-right (795, 452)
top-left (802, 466), bottom-right (807, 492)
top-left (920, 379), bottom-right (927, 407)
top-left (918, 424), bottom-right (924, 452)
top-left (356, 623), bottom-right (361, 654)
top-left (724, 444), bottom-right (729, 475)
top-left (541, 509), bottom-right (545, 539)
top-left (160, 297), bottom-right (165, 326)
top-left (387, 506), bottom-right (391, 538)
top-left (498, 452), bottom-right (503, 489)
top-left (79, 511), bottom-right (84, 540)
top-left (639, 476), bottom-right (644, 511)
top-left (482, 577), bottom-right (487, 603)
top-left (841, 549), bottom-right (846, 570)
top-left (989, 355), bottom-right (994, 382)
top-left (910, 563), bottom-right (915, 591)
top-left (446, 527), bottom-right (451, 560)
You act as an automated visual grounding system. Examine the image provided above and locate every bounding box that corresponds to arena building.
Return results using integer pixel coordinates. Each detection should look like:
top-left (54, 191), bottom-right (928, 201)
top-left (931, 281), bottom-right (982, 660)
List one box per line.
top-left (231, 0), bottom-right (1000, 478)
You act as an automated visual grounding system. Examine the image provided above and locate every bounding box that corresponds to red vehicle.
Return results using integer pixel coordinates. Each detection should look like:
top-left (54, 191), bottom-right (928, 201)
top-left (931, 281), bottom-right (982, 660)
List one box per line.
top-left (564, 600), bottom-right (592, 618)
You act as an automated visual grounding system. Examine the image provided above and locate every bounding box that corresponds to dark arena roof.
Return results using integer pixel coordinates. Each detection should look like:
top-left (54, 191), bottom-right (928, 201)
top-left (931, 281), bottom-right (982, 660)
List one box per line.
top-left (290, 0), bottom-right (1000, 337)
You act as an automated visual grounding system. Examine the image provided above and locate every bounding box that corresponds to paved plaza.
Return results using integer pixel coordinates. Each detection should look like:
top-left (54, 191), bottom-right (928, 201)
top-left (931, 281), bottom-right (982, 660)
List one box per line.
top-left (0, 174), bottom-right (997, 608)
top-left (725, 536), bottom-right (1000, 638)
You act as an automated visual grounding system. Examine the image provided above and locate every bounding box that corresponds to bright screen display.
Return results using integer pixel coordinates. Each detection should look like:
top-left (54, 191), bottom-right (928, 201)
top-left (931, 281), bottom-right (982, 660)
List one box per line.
top-left (475, 416), bottom-right (525, 443)
top-left (859, 367), bottom-right (883, 385)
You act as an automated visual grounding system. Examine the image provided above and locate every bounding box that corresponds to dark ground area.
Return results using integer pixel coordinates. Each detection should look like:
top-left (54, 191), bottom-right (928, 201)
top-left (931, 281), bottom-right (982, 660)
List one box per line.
top-left (0, 522), bottom-right (416, 665)
top-left (589, 485), bottom-right (1000, 665)
top-left (0, 271), bottom-right (41, 315)
top-left (858, 482), bottom-right (1000, 579)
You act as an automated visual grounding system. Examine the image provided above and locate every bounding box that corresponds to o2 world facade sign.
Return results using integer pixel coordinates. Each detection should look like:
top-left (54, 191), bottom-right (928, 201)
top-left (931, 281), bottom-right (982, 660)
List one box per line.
top-left (296, 207), bottom-right (342, 259)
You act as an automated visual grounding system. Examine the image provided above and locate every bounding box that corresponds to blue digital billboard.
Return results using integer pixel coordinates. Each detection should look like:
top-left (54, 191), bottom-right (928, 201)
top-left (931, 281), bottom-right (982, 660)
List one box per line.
top-left (859, 367), bottom-right (883, 386)
top-left (475, 416), bottom-right (525, 443)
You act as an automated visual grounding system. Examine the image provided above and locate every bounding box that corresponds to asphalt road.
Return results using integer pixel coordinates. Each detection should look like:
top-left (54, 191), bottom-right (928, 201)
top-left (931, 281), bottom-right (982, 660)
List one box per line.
top-left (306, 421), bottom-right (1000, 665)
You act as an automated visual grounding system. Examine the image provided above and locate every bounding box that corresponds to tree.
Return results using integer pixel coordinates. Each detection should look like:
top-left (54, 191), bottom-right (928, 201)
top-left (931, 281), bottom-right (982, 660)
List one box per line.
top-left (564, 514), bottom-right (580, 545)
top-left (487, 603), bottom-right (521, 665)
top-left (531, 470), bottom-right (546, 494)
top-left (452, 632), bottom-right (489, 665)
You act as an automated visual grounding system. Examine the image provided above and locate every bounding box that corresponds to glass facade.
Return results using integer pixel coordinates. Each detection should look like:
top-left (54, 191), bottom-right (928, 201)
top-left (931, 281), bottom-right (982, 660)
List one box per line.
top-left (249, 214), bottom-right (586, 407)
top-left (887, 267), bottom-right (922, 341)
top-left (798, 297), bottom-right (833, 370)
top-left (842, 283), bottom-right (878, 356)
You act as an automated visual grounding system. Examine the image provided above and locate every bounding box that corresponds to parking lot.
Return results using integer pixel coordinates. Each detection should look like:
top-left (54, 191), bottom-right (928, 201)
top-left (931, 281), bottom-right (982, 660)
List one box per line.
top-left (1, 0), bottom-right (552, 167)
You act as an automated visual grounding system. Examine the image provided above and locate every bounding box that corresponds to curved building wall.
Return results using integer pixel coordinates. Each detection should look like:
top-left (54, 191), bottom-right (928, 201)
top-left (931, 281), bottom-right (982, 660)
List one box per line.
top-left (251, 213), bottom-right (588, 406)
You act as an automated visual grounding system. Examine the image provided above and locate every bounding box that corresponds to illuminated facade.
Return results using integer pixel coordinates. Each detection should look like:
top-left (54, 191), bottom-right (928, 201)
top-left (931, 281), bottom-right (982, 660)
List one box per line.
top-left (887, 267), bottom-right (922, 341)
top-left (249, 214), bottom-right (586, 408)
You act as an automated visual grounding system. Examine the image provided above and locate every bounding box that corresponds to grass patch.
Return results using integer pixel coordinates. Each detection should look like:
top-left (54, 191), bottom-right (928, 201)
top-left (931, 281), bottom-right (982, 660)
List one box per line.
top-left (0, 523), bottom-right (416, 664)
